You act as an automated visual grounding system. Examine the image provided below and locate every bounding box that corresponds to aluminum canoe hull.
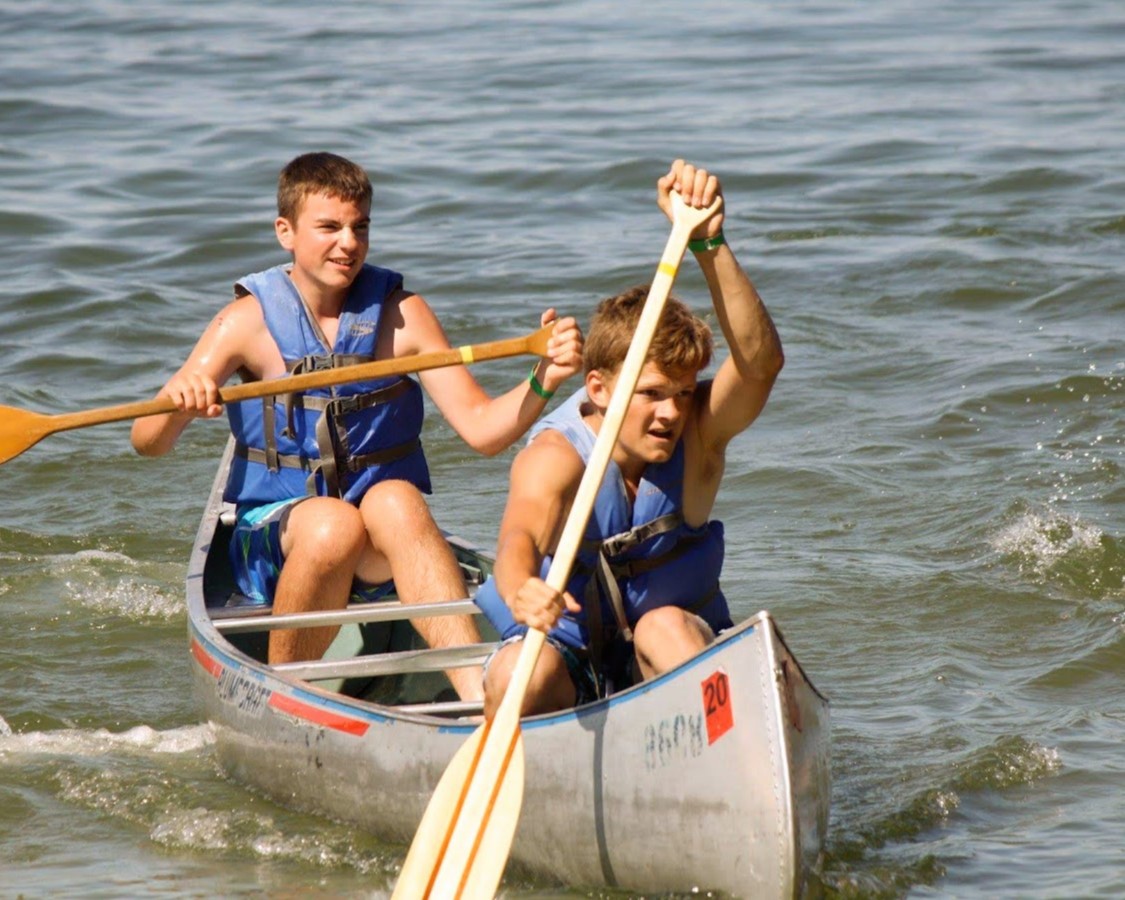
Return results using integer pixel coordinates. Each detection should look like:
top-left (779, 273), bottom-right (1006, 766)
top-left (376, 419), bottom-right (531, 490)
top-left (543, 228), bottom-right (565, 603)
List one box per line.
top-left (187, 442), bottom-right (830, 897)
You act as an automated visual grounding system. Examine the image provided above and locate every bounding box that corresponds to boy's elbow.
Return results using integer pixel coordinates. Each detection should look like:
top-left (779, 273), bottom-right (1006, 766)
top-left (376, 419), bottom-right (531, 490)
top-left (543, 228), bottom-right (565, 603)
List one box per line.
top-left (746, 343), bottom-right (784, 387)
top-left (468, 436), bottom-right (507, 457)
top-left (769, 345), bottom-right (785, 380)
top-left (130, 422), bottom-right (173, 457)
top-left (131, 436), bottom-right (168, 458)
top-left (457, 417), bottom-right (519, 457)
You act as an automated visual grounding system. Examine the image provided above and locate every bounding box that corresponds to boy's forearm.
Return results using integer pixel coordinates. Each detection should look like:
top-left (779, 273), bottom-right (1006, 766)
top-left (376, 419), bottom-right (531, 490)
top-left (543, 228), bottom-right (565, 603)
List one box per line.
top-left (455, 375), bottom-right (554, 456)
top-left (130, 410), bottom-right (193, 457)
top-left (695, 245), bottom-right (783, 380)
top-left (493, 528), bottom-right (546, 608)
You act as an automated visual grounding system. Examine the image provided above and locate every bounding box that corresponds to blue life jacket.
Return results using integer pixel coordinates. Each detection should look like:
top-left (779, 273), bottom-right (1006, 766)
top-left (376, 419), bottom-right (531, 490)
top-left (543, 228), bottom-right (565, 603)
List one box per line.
top-left (223, 263), bottom-right (431, 507)
top-left (475, 388), bottom-right (730, 657)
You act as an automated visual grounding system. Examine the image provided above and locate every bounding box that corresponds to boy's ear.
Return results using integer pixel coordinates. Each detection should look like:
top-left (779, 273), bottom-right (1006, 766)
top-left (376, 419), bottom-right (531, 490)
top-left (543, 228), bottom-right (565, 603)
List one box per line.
top-left (275, 216), bottom-right (295, 251)
top-left (585, 369), bottom-right (613, 411)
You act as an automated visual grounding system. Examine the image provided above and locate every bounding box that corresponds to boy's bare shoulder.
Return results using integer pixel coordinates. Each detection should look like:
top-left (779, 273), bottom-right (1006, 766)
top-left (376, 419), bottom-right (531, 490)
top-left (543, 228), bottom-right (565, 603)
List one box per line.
top-left (210, 292), bottom-right (280, 378)
top-left (379, 288), bottom-right (451, 358)
top-left (516, 429), bottom-right (584, 481)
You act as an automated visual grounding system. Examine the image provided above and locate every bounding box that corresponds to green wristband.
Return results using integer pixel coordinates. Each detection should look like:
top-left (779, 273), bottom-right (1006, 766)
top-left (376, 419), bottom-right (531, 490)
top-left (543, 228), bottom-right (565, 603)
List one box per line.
top-left (529, 366), bottom-right (554, 400)
top-left (688, 232), bottom-right (726, 253)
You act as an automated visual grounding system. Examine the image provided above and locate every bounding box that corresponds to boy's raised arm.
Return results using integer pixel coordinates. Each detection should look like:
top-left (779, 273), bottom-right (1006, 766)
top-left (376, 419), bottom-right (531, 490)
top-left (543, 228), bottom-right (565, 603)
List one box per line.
top-left (658, 161), bottom-right (783, 453)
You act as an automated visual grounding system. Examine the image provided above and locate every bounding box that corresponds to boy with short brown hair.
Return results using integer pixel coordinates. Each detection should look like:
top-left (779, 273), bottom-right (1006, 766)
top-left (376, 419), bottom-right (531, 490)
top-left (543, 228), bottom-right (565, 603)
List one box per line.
top-left (131, 151), bottom-right (583, 701)
top-left (475, 160), bottom-right (783, 718)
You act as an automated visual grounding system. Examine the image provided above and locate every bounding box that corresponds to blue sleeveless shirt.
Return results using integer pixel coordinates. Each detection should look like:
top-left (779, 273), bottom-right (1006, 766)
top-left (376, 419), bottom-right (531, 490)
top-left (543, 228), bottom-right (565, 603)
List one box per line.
top-left (475, 388), bottom-right (730, 653)
top-left (223, 263), bottom-right (430, 507)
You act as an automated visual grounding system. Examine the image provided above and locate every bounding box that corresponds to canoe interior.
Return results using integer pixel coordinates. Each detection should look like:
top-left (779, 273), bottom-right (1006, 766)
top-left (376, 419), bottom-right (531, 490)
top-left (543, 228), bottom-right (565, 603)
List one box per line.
top-left (201, 508), bottom-right (499, 707)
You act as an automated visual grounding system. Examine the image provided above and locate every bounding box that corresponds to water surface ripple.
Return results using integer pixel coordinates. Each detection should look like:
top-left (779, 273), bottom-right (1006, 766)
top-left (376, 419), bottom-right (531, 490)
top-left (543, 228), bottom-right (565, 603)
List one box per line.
top-left (0, 2), bottom-right (1122, 897)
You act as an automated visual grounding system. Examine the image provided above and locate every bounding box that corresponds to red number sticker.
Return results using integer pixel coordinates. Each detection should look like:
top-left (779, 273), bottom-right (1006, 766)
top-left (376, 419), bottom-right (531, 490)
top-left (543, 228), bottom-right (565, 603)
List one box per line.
top-left (701, 669), bottom-right (733, 745)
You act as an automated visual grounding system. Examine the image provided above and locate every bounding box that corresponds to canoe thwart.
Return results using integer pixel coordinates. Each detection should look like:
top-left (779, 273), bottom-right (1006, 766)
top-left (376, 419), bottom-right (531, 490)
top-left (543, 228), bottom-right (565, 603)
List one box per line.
top-left (210, 598), bottom-right (482, 632)
top-left (271, 642), bottom-right (499, 681)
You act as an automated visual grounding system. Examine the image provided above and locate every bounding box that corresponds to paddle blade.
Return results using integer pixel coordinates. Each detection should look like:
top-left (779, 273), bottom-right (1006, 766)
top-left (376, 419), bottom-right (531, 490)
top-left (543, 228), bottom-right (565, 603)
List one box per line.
top-left (456, 735), bottom-right (525, 899)
top-left (393, 715), bottom-right (526, 898)
top-left (393, 726), bottom-right (486, 899)
top-left (0, 406), bottom-right (52, 465)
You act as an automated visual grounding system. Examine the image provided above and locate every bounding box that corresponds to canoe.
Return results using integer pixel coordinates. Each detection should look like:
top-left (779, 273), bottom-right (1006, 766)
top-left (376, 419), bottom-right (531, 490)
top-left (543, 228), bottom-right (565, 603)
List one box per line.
top-left (187, 438), bottom-right (831, 897)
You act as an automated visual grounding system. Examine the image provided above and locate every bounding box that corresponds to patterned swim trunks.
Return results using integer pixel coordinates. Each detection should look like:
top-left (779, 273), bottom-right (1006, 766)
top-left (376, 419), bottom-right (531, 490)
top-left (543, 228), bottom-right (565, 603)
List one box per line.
top-left (229, 498), bottom-right (393, 605)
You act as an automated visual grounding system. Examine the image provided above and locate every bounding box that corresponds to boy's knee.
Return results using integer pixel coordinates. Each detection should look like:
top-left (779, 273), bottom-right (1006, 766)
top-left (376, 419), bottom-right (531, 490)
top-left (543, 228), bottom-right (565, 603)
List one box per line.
top-left (633, 605), bottom-right (691, 642)
top-left (633, 606), bottom-right (713, 679)
top-left (289, 498), bottom-right (365, 558)
top-left (360, 480), bottom-right (438, 535)
top-left (482, 643), bottom-right (519, 719)
top-left (482, 640), bottom-right (574, 718)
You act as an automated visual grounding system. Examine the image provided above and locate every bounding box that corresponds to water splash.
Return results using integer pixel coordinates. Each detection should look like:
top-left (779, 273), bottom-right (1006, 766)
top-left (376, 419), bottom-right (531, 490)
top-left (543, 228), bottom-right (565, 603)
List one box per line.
top-left (989, 506), bottom-right (1106, 581)
top-left (1, 721), bottom-right (401, 880)
top-left (53, 762), bottom-right (400, 879)
top-left (0, 723), bottom-right (212, 761)
top-left (950, 734), bottom-right (1061, 791)
top-left (0, 546), bottom-right (185, 621)
top-left (68, 578), bottom-right (182, 620)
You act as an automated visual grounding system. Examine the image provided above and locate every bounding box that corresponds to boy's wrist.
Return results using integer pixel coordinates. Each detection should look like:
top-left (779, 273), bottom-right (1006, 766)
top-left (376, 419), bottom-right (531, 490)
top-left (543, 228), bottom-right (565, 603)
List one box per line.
top-left (528, 365), bottom-right (555, 400)
top-left (688, 231), bottom-right (726, 254)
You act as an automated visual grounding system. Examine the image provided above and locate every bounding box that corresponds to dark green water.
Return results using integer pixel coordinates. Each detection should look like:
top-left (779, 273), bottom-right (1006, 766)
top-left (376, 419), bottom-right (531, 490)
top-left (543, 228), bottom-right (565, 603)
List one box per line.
top-left (0, 2), bottom-right (1122, 897)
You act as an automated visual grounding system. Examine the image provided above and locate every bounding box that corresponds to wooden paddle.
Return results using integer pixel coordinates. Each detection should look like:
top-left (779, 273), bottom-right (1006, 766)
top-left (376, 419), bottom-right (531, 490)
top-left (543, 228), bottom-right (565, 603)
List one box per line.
top-left (0, 324), bottom-right (555, 466)
top-left (391, 190), bottom-right (723, 899)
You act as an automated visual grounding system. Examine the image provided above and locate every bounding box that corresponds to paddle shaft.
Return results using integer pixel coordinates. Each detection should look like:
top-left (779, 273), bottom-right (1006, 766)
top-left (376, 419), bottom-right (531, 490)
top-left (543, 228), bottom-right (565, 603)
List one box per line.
top-left (53, 326), bottom-right (553, 434)
top-left (401, 192), bottom-right (723, 899)
top-left (45, 325), bottom-right (553, 435)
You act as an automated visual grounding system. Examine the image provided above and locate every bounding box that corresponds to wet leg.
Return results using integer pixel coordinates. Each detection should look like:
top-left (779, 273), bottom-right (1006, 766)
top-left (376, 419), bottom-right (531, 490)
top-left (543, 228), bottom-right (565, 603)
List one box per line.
top-left (358, 480), bottom-right (485, 702)
top-left (268, 497), bottom-right (366, 665)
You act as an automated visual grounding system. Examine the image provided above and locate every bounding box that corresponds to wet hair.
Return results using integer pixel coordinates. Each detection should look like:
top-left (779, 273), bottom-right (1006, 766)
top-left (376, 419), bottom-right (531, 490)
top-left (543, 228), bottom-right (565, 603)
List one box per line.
top-left (583, 285), bottom-right (713, 377)
top-left (276, 152), bottom-right (373, 222)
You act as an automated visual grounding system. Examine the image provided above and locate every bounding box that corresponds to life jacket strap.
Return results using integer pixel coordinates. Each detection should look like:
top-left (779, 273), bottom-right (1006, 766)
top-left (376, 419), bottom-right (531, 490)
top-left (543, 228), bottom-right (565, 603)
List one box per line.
top-left (347, 438), bottom-right (423, 473)
top-left (582, 513), bottom-right (721, 689)
top-left (233, 442), bottom-right (309, 471)
top-left (594, 512), bottom-right (684, 558)
top-left (251, 375), bottom-right (416, 497)
top-left (233, 436), bottom-right (421, 491)
top-left (287, 351), bottom-right (375, 374)
top-left (311, 378), bottom-right (415, 497)
top-left (609, 528), bottom-right (708, 579)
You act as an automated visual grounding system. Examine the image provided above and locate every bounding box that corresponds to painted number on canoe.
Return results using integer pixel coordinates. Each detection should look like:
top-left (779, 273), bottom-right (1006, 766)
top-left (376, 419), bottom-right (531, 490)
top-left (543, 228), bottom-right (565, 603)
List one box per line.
top-left (702, 669), bottom-right (733, 745)
top-left (644, 712), bottom-right (705, 770)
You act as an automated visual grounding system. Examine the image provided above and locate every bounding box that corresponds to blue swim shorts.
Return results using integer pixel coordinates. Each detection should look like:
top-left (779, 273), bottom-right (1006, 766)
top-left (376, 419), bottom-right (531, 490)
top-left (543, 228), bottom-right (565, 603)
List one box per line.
top-left (229, 498), bottom-right (394, 606)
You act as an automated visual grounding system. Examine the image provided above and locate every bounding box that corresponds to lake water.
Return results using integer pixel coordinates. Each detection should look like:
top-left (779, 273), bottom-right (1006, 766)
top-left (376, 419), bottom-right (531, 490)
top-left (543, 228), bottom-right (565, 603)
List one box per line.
top-left (0, 1), bottom-right (1122, 897)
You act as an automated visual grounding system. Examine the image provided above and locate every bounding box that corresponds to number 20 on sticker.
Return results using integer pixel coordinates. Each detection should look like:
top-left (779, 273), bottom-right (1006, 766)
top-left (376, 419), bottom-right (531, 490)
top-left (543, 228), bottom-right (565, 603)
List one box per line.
top-left (701, 668), bottom-right (733, 744)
